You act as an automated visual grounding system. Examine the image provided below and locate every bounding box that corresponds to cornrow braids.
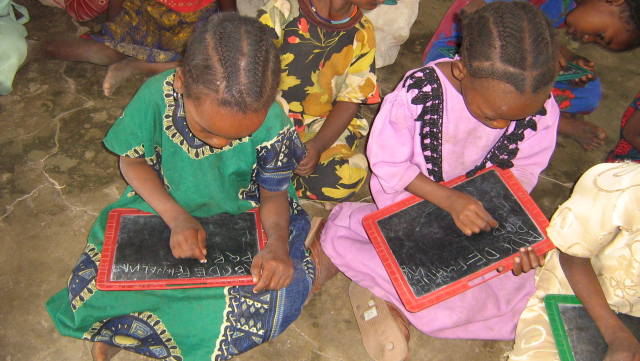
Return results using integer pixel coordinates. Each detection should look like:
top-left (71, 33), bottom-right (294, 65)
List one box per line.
top-left (621, 0), bottom-right (640, 41)
top-left (182, 12), bottom-right (281, 113)
top-left (460, 1), bottom-right (558, 95)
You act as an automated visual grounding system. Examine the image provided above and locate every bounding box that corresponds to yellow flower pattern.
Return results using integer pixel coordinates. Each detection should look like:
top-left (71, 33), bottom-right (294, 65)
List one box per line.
top-left (259, 0), bottom-right (380, 202)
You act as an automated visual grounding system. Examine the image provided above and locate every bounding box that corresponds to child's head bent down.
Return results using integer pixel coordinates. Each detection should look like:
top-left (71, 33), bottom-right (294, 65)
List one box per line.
top-left (172, 13), bottom-right (281, 149)
top-left (565, 0), bottom-right (640, 51)
top-left (453, 1), bottom-right (558, 129)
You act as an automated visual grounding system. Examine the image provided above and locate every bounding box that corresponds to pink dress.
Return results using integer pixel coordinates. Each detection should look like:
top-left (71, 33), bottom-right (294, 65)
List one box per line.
top-left (322, 60), bottom-right (560, 339)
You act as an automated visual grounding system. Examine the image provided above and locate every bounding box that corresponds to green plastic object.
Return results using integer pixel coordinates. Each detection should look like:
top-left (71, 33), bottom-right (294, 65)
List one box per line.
top-left (557, 61), bottom-right (593, 82)
top-left (544, 294), bottom-right (582, 361)
top-left (438, 46), bottom-right (458, 59)
top-left (383, 0), bottom-right (398, 5)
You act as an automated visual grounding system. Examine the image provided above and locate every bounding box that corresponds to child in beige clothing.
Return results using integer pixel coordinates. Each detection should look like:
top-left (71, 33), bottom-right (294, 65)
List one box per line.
top-left (509, 162), bottom-right (640, 361)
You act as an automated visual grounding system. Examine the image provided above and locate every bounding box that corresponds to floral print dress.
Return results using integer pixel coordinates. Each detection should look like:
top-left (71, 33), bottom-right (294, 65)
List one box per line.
top-left (606, 92), bottom-right (640, 163)
top-left (259, 0), bottom-right (380, 203)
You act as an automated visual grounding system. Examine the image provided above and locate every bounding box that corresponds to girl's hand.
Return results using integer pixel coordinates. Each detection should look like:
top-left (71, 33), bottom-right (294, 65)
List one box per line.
top-left (605, 331), bottom-right (640, 361)
top-left (558, 51), bottom-right (568, 70)
top-left (570, 56), bottom-right (597, 87)
top-left (251, 242), bottom-right (294, 293)
top-left (295, 140), bottom-right (323, 177)
top-left (499, 247), bottom-right (545, 276)
top-left (168, 213), bottom-right (207, 263)
top-left (442, 190), bottom-right (498, 236)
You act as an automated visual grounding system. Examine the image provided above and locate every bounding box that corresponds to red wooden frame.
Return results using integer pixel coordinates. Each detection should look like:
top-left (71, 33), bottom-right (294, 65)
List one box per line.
top-left (97, 208), bottom-right (268, 291)
top-left (362, 166), bottom-right (555, 312)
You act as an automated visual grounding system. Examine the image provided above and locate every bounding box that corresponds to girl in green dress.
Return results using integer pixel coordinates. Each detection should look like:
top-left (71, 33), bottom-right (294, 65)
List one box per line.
top-left (46, 13), bottom-right (335, 361)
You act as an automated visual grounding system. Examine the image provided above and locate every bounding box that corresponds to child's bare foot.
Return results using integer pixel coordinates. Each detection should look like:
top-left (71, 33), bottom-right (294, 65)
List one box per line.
top-left (323, 202), bottom-right (336, 211)
top-left (91, 342), bottom-right (122, 361)
top-left (305, 218), bottom-right (340, 305)
top-left (103, 58), bottom-right (180, 96)
top-left (558, 112), bottom-right (606, 150)
top-left (103, 58), bottom-right (141, 96)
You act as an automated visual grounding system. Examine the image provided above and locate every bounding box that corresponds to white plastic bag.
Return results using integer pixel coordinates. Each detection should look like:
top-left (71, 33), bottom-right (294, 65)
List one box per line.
top-left (238, 0), bottom-right (268, 17)
top-left (0, 0), bottom-right (29, 95)
top-left (362, 0), bottom-right (419, 68)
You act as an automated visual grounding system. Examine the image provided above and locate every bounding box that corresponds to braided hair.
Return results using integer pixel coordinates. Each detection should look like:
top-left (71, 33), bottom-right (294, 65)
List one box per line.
top-left (460, 1), bottom-right (558, 95)
top-left (182, 12), bottom-right (281, 113)
top-left (621, 0), bottom-right (640, 42)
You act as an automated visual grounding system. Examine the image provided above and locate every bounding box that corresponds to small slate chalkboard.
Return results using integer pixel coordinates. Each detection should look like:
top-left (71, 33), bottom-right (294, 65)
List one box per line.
top-left (363, 166), bottom-right (554, 312)
top-left (546, 294), bottom-right (640, 361)
top-left (97, 208), bottom-right (267, 290)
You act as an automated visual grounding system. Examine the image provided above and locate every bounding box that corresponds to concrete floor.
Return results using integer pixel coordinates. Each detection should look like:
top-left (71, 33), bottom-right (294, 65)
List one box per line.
top-left (2, 0), bottom-right (640, 360)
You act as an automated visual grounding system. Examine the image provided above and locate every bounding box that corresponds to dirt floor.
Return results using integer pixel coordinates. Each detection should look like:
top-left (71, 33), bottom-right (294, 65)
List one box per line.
top-left (2, 0), bottom-right (640, 360)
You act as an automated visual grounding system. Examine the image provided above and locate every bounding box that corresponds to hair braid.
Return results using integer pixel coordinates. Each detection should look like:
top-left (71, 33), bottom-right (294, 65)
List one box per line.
top-left (460, 1), bottom-right (558, 95)
top-left (620, 0), bottom-right (640, 46)
top-left (182, 12), bottom-right (281, 113)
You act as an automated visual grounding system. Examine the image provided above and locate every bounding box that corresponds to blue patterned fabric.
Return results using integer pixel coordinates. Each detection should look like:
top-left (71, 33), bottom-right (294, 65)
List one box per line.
top-left (88, 0), bottom-right (219, 63)
top-left (84, 312), bottom-right (184, 360)
top-left (213, 212), bottom-right (313, 360)
top-left (67, 244), bottom-right (100, 311)
top-left (256, 127), bottom-right (307, 193)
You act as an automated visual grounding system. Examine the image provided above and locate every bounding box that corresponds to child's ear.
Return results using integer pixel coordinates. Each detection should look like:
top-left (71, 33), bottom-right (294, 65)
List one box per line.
top-left (451, 60), bottom-right (467, 81)
top-left (173, 67), bottom-right (185, 94)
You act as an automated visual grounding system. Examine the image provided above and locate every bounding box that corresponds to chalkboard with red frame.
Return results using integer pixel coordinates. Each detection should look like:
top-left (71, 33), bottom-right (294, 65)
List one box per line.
top-left (97, 208), bottom-right (267, 291)
top-left (363, 166), bottom-right (554, 312)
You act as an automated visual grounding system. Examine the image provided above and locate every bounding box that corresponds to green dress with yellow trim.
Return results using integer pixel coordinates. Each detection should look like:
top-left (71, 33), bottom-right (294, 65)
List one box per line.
top-left (45, 70), bottom-right (314, 361)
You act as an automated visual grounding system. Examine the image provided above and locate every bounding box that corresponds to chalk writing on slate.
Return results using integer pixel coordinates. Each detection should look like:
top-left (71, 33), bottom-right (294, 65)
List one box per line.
top-left (559, 303), bottom-right (640, 361)
top-left (111, 212), bottom-right (260, 281)
top-left (375, 170), bottom-right (544, 299)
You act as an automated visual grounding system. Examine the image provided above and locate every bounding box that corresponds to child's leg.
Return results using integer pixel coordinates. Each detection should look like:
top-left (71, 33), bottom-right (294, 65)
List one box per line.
top-left (27, 38), bottom-right (126, 65)
top-left (293, 118), bottom-right (368, 204)
top-left (553, 79), bottom-right (605, 150)
top-left (91, 342), bottom-right (122, 361)
top-left (103, 58), bottom-right (179, 96)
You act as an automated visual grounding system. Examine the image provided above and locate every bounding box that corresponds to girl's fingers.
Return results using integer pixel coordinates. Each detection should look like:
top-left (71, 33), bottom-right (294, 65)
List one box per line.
top-left (520, 248), bottom-right (532, 272)
top-left (250, 257), bottom-right (263, 284)
top-left (527, 247), bottom-right (540, 269)
top-left (172, 237), bottom-right (187, 258)
top-left (476, 207), bottom-right (498, 228)
top-left (253, 263), bottom-right (276, 293)
top-left (512, 257), bottom-right (522, 276)
top-left (198, 228), bottom-right (207, 260)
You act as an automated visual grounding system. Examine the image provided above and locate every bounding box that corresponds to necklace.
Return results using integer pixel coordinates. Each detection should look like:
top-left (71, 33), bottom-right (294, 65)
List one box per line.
top-left (308, 0), bottom-right (358, 25)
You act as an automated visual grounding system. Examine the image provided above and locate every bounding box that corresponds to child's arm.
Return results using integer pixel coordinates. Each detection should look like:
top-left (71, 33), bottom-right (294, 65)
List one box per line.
top-left (560, 251), bottom-right (640, 361)
top-left (251, 187), bottom-right (293, 293)
top-left (218, 0), bottom-right (236, 11)
top-left (405, 173), bottom-right (498, 236)
top-left (623, 108), bottom-right (640, 151)
top-left (106, 0), bottom-right (125, 22)
top-left (294, 101), bottom-right (360, 176)
top-left (119, 156), bottom-right (207, 262)
top-left (558, 44), bottom-right (597, 87)
top-left (407, 173), bottom-right (543, 274)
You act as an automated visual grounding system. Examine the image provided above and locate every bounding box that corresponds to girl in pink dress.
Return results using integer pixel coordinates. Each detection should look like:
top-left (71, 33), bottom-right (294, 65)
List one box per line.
top-left (321, 2), bottom-right (561, 360)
